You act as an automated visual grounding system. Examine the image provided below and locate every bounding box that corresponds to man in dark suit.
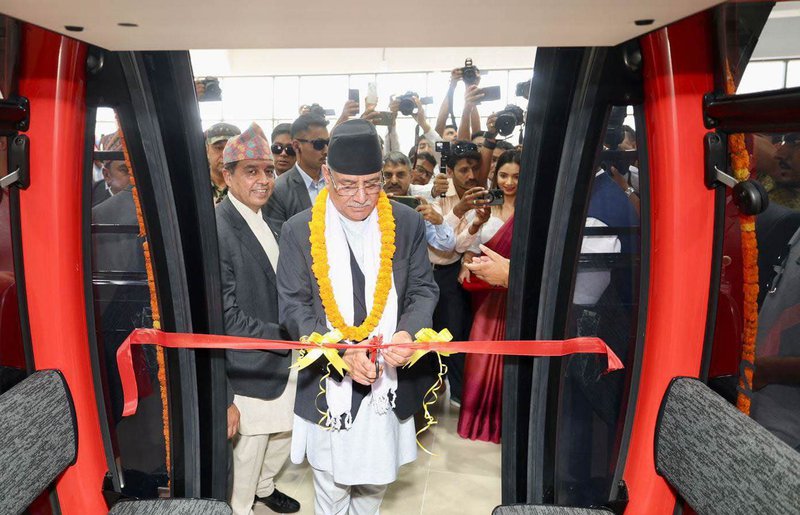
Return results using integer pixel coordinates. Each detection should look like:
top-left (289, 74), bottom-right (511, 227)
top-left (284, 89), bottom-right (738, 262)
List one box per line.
top-left (263, 114), bottom-right (329, 226)
top-left (217, 123), bottom-right (300, 515)
top-left (277, 119), bottom-right (439, 514)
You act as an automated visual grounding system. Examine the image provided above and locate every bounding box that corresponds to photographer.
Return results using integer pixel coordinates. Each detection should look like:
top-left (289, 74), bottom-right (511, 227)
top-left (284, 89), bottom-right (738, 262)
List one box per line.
top-left (435, 67), bottom-right (482, 140)
top-left (382, 152), bottom-right (455, 254)
top-left (428, 140), bottom-right (493, 405)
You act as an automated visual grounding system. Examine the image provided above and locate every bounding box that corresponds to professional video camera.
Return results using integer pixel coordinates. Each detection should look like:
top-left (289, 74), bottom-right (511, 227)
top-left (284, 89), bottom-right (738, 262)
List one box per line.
top-left (435, 140), bottom-right (480, 174)
top-left (494, 105), bottom-right (525, 136)
top-left (461, 58), bottom-right (480, 86)
top-left (195, 77), bottom-right (222, 102)
top-left (397, 92), bottom-right (434, 116)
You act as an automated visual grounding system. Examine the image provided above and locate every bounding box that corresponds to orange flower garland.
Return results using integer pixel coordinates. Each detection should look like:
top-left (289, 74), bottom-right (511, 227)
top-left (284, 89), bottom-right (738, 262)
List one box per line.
top-left (309, 188), bottom-right (396, 341)
top-left (115, 116), bottom-right (171, 484)
top-left (725, 68), bottom-right (759, 416)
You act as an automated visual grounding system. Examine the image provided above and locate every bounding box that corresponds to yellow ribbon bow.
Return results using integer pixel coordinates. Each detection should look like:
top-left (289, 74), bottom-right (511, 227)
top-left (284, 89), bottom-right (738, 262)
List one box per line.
top-left (291, 329), bottom-right (349, 376)
top-left (405, 328), bottom-right (454, 368)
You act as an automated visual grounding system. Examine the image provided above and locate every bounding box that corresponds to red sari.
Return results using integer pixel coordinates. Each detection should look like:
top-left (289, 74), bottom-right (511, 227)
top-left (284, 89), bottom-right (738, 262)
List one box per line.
top-left (457, 215), bottom-right (514, 443)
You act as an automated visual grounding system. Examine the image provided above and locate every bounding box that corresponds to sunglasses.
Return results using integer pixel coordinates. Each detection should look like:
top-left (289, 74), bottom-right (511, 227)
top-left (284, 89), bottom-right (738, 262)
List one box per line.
top-left (296, 138), bottom-right (329, 151)
top-left (271, 143), bottom-right (296, 156)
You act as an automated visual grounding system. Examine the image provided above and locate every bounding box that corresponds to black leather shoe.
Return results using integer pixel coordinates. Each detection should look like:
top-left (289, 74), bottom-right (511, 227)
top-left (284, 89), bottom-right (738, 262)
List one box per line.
top-left (254, 490), bottom-right (301, 513)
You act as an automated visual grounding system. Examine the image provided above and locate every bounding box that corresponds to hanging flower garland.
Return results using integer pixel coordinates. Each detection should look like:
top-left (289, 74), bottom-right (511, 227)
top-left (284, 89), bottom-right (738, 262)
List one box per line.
top-left (725, 68), bottom-right (759, 416)
top-left (309, 188), bottom-right (396, 341)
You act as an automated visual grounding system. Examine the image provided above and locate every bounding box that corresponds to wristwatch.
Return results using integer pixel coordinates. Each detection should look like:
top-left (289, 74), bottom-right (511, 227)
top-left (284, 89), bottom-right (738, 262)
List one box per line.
top-left (624, 186), bottom-right (635, 198)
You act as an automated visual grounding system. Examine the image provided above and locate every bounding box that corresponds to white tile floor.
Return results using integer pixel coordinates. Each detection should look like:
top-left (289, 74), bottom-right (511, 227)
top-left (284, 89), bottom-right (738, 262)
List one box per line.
top-left (255, 394), bottom-right (502, 515)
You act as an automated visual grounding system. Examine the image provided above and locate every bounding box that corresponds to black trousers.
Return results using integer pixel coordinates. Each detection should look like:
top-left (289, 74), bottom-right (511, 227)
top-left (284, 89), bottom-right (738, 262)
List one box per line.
top-left (432, 261), bottom-right (472, 402)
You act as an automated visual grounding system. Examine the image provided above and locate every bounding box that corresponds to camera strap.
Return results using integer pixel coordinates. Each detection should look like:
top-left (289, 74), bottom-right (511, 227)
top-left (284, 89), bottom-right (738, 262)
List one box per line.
top-left (447, 88), bottom-right (458, 130)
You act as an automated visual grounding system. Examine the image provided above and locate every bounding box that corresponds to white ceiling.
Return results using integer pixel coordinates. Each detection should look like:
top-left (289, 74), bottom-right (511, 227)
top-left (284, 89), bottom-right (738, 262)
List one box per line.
top-left (1, 0), bottom-right (723, 51)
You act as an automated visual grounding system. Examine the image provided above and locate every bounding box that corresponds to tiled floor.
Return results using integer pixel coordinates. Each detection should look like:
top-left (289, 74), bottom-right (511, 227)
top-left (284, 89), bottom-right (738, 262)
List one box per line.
top-left (255, 393), bottom-right (502, 515)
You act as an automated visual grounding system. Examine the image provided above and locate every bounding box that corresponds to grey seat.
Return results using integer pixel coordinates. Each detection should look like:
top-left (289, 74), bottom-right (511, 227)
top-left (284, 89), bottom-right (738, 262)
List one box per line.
top-left (492, 505), bottom-right (611, 514)
top-left (0, 370), bottom-right (78, 515)
top-left (109, 498), bottom-right (231, 515)
top-left (0, 369), bottom-right (231, 515)
top-left (655, 376), bottom-right (800, 515)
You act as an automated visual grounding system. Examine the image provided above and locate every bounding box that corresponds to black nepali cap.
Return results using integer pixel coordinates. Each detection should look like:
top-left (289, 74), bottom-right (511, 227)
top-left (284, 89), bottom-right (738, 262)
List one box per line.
top-left (327, 119), bottom-right (383, 176)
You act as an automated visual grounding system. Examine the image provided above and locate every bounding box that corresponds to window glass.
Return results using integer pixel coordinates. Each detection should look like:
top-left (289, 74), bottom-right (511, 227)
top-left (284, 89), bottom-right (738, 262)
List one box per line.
top-left (724, 1), bottom-right (800, 95)
top-left (707, 132), bottom-right (800, 451)
top-left (787, 60), bottom-right (800, 88)
top-left (299, 75), bottom-right (348, 117)
top-left (554, 105), bottom-right (643, 506)
top-left (90, 111), bottom-right (170, 497)
top-left (221, 77), bottom-right (274, 120)
top-left (274, 76), bottom-right (300, 120)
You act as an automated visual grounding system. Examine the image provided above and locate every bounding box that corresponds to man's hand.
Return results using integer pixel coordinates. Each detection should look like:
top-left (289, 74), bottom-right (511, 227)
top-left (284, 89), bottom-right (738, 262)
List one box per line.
top-left (449, 68), bottom-right (463, 86)
top-left (457, 264), bottom-right (472, 284)
top-left (343, 342), bottom-right (381, 386)
top-left (486, 113), bottom-right (498, 135)
top-left (413, 97), bottom-right (432, 133)
top-left (464, 85), bottom-right (484, 109)
top-left (430, 173), bottom-right (449, 197)
top-left (382, 331), bottom-right (415, 368)
top-left (227, 404), bottom-right (240, 440)
top-left (416, 197), bottom-right (444, 225)
top-left (336, 100), bottom-right (359, 126)
top-left (453, 186), bottom-right (489, 218)
top-left (470, 206), bottom-right (491, 234)
top-left (465, 244), bottom-right (510, 287)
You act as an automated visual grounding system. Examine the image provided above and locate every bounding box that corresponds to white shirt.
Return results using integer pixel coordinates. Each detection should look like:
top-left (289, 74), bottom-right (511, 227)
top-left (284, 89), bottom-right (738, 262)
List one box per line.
top-left (296, 162), bottom-right (326, 205)
top-left (228, 192), bottom-right (279, 271)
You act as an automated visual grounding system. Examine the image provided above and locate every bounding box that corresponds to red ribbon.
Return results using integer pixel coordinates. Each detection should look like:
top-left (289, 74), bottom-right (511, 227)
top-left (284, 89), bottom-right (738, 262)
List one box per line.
top-left (117, 328), bottom-right (622, 417)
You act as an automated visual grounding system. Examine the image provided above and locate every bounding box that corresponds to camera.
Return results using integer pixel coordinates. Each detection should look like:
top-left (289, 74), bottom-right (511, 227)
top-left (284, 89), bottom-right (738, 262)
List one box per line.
top-left (494, 105), bottom-right (525, 136)
top-left (435, 140), bottom-right (479, 174)
top-left (481, 189), bottom-right (505, 206)
top-left (461, 58), bottom-right (480, 86)
top-left (196, 77), bottom-right (222, 102)
top-left (397, 92), bottom-right (433, 116)
top-left (515, 79), bottom-right (532, 100)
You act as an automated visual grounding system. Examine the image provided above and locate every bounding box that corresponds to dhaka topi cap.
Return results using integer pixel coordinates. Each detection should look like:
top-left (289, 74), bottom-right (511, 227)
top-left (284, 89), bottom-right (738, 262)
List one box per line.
top-left (206, 122), bottom-right (241, 145)
top-left (327, 119), bottom-right (383, 176)
top-left (223, 123), bottom-right (272, 165)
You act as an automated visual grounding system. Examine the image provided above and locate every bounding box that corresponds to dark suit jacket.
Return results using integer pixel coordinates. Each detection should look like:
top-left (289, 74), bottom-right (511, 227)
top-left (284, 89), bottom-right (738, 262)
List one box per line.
top-left (263, 165), bottom-right (312, 226)
top-left (277, 201), bottom-right (440, 423)
top-left (92, 179), bottom-right (112, 207)
top-left (91, 188), bottom-right (145, 273)
top-left (216, 196), bottom-right (291, 401)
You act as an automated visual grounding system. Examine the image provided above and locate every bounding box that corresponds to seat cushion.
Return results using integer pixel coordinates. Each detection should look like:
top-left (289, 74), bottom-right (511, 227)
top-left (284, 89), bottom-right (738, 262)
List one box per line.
top-left (655, 377), bottom-right (800, 515)
top-left (493, 505), bottom-right (611, 514)
top-left (0, 370), bottom-right (77, 515)
top-left (109, 498), bottom-right (232, 515)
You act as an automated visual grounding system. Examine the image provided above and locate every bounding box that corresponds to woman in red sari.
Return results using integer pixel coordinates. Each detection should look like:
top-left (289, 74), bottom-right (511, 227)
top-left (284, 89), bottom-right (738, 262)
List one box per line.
top-left (455, 150), bottom-right (520, 443)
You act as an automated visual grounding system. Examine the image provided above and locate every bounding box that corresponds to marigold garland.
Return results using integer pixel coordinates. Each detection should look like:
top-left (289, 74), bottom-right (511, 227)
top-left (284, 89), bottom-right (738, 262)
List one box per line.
top-left (116, 116), bottom-right (171, 484)
top-left (725, 67), bottom-right (759, 417)
top-left (309, 188), bottom-right (396, 341)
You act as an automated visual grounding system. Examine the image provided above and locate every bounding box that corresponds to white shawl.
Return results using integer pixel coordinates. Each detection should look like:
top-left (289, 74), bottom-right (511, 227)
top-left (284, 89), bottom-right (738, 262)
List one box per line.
top-left (323, 196), bottom-right (399, 429)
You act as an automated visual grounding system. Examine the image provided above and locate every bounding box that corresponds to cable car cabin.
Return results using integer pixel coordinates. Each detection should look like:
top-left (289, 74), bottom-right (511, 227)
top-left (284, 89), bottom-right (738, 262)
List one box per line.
top-left (0, 1), bottom-right (799, 514)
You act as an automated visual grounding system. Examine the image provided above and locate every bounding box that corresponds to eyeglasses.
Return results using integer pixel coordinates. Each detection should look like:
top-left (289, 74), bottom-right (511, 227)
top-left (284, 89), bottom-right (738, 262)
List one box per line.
top-left (271, 143), bottom-right (296, 156)
top-left (329, 173), bottom-right (384, 197)
top-left (296, 138), bottom-right (329, 151)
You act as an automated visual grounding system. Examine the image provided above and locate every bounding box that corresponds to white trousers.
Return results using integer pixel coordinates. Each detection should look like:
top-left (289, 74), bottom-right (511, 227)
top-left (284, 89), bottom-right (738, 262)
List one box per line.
top-left (230, 430), bottom-right (292, 515)
top-left (311, 467), bottom-right (388, 515)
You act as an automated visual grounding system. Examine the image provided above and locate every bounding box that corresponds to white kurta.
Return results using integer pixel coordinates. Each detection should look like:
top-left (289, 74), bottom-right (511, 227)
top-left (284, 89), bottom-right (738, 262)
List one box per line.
top-left (290, 209), bottom-right (417, 486)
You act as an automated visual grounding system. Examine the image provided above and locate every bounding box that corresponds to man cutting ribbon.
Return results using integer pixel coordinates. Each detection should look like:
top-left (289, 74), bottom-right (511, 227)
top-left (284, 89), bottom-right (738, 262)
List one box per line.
top-left (276, 119), bottom-right (439, 514)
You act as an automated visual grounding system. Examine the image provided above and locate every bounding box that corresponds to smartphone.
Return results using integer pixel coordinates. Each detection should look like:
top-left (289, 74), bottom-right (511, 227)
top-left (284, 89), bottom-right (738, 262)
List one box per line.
top-left (348, 88), bottom-right (360, 105)
top-left (366, 82), bottom-right (378, 106)
top-left (392, 195), bottom-right (421, 209)
top-left (481, 188), bottom-right (504, 206)
top-left (478, 86), bottom-right (501, 103)
top-left (372, 111), bottom-right (394, 126)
